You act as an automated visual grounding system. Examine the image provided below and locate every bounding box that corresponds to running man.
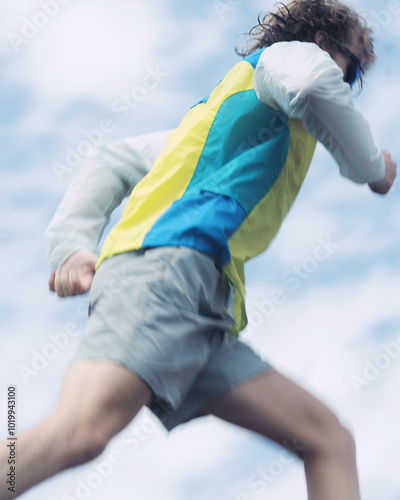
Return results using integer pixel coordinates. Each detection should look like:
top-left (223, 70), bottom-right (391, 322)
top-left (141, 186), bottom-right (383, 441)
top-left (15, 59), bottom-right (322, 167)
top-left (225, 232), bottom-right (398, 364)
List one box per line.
top-left (1, 1), bottom-right (397, 499)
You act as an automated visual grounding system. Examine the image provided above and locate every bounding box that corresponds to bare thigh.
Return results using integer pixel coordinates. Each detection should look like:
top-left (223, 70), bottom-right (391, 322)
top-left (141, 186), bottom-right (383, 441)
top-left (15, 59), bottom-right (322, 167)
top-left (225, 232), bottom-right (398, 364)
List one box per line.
top-left (199, 370), bottom-right (344, 456)
top-left (52, 359), bottom-right (153, 442)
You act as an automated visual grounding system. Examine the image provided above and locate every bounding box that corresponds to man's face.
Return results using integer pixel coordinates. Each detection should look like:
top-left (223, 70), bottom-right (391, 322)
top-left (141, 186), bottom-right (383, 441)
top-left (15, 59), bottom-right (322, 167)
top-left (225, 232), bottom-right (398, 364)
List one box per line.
top-left (330, 33), bottom-right (363, 86)
top-left (315, 31), bottom-right (363, 88)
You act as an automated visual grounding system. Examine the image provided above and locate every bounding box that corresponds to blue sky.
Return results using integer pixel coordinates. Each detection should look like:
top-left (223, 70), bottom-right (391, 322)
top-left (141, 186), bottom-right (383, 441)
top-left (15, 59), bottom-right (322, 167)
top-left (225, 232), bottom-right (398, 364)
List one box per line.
top-left (1, 1), bottom-right (400, 499)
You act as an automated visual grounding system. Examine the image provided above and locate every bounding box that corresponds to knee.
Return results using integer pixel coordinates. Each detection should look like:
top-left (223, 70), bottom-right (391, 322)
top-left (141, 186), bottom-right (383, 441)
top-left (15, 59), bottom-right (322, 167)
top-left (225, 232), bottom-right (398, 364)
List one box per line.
top-left (54, 417), bottom-right (109, 469)
top-left (305, 413), bottom-right (356, 461)
top-left (324, 423), bottom-right (356, 459)
top-left (68, 430), bottom-right (108, 468)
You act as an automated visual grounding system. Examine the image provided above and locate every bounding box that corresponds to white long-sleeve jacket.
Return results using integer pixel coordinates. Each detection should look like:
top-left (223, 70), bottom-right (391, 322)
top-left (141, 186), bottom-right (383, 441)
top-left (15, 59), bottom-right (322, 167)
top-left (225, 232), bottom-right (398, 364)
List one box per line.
top-left (45, 41), bottom-right (385, 269)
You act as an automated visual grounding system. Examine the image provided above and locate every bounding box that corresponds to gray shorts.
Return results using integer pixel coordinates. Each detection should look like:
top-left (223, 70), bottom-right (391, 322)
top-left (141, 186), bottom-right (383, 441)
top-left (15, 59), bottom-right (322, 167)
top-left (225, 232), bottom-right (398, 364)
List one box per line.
top-left (73, 246), bottom-right (273, 431)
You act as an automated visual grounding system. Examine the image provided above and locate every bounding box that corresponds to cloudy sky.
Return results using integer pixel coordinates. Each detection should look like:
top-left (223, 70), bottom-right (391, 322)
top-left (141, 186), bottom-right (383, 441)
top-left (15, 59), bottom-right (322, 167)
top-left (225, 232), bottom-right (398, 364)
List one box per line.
top-left (1, 1), bottom-right (400, 499)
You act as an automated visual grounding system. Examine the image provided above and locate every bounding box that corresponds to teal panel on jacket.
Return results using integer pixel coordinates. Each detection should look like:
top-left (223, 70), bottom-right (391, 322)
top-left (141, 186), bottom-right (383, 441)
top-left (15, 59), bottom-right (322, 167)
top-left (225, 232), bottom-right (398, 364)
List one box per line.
top-left (244, 48), bottom-right (265, 69)
top-left (185, 90), bottom-right (290, 214)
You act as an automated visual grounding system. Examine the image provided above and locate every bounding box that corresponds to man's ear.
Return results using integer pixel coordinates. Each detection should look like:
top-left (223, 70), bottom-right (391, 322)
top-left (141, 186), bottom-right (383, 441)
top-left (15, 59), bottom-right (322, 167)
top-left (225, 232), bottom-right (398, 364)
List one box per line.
top-left (314, 30), bottom-right (329, 50)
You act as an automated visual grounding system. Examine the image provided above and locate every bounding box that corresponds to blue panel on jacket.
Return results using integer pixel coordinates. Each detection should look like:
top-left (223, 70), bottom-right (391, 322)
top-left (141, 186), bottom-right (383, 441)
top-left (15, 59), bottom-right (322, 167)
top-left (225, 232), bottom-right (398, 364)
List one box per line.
top-left (142, 192), bottom-right (246, 265)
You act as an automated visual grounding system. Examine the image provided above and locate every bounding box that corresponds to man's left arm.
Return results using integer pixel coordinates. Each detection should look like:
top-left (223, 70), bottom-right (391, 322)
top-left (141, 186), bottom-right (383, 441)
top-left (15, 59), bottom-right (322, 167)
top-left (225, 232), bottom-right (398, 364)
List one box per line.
top-left (253, 41), bottom-right (396, 188)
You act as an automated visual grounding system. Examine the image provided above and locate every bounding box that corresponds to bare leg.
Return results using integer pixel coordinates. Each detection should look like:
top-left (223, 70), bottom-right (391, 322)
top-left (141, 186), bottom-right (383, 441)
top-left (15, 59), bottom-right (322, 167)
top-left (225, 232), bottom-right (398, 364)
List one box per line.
top-left (199, 370), bottom-right (361, 500)
top-left (0, 360), bottom-right (152, 499)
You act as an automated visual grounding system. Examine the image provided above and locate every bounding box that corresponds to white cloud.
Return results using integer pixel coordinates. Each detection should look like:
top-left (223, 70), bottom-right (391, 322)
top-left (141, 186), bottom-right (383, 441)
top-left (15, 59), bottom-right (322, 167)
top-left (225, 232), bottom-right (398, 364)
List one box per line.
top-left (2, 1), bottom-right (161, 99)
top-left (1, 1), bottom-right (400, 499)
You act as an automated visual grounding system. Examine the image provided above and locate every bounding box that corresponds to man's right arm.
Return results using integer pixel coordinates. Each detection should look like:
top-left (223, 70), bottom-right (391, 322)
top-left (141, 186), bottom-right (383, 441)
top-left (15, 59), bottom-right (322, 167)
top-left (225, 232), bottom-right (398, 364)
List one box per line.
top-left (46, 130), bottom-right (171, 297)
top-left (46, 130), bottom-right (171, 270)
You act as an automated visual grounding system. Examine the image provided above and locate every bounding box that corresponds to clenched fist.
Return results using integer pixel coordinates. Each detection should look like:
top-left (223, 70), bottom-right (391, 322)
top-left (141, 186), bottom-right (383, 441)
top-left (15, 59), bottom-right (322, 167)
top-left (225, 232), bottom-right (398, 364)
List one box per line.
top-left (49, 250), bottom-right (99, 297)
top-left (369, 150), bottom-right (397, 195)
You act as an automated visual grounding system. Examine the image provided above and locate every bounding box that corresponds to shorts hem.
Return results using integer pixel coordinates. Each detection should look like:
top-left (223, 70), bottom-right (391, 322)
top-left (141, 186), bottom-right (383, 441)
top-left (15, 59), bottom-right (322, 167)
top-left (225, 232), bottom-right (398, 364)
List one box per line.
top-left (160, 361), bottom-right (275, 432)
top-left (72, 351), bottom-right (177, 414)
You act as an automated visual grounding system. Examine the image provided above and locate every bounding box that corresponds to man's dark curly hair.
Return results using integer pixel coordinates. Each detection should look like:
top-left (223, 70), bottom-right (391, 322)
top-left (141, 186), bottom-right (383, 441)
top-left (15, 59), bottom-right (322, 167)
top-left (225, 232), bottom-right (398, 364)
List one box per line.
top-left (236, 0), bottom-right (376, 88)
